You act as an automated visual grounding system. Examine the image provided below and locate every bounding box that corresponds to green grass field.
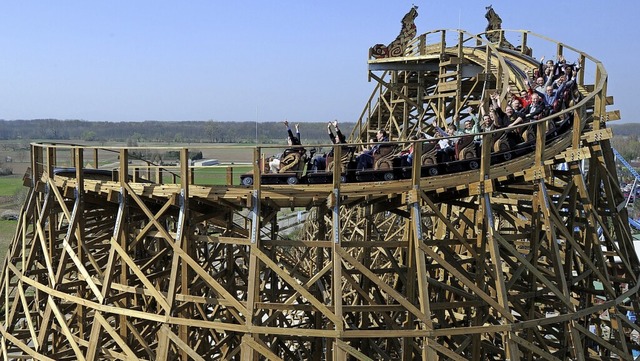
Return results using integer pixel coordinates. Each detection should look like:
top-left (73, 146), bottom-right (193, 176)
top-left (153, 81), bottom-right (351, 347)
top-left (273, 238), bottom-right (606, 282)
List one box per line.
top-left (0, 220), bottom-right (17, 260)
top-left (192, 165), bottom-right (253, 185)
top-left (0, 175), bottom-right (24, 197)
top-left (0, 176), bottom-right (23, 260)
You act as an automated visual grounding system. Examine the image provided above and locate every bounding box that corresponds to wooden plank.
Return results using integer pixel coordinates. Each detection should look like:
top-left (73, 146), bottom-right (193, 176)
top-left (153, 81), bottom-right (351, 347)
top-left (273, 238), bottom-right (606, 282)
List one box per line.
top-left (93, 311), bottom-right (138, 359)
top-left (437, 81), bottom-right (460, 92)
top-left (0, 324), bottom-right (56, 361)
top-left (510, 335), bottom-right (562, 361)
top-left (605, 109), bottom-right (620, 121)
top-left (417, 242), bottom-right (513, 321)
top-left (170, 244), bottom-right (249, 319)
top-left (337, 247), bottom-right (428, 322)
top-left (161, 325), bottom-right (206, 361)
top-left (581, 128), bottom-right (613, 143)
top-left (47, 297), bottom-right (86, 361)
top-left (253, 248), bottom-right (341, 326)
top-left (547, 147), bottom-right (591, 164)
top-left (16, 281), bottom-right (39, 350)
top-left (336, 340), bottom-right (375, 361)
top-left (110, 239), bottom-right (171, 312)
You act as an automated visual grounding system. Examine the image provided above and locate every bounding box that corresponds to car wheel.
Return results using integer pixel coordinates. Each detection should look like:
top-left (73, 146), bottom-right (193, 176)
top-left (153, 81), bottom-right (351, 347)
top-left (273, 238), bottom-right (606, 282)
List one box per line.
top-left (242, 176), bottom-right (253, 186)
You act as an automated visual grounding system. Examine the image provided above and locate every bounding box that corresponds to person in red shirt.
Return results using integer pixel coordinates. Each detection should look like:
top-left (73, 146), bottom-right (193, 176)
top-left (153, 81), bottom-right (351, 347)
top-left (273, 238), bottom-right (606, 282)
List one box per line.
top-left (507, 85), bottom-right (532, 109)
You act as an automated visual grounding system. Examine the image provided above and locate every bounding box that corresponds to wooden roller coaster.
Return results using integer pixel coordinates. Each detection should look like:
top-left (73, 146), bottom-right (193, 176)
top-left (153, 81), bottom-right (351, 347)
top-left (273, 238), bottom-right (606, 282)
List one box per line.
top-left (1, 6), bottom-right (638, 361)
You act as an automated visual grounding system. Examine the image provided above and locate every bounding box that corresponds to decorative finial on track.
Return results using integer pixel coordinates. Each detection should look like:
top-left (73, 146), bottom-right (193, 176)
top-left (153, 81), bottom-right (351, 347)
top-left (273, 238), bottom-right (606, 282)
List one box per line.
top-left (370, 6), bottom-right (419, 59)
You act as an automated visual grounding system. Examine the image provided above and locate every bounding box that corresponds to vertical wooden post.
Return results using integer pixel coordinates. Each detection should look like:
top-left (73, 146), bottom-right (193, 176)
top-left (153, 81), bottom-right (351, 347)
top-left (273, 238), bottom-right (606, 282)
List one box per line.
top-left (132, 166), bottom-right (140, 182)
top-left (74, 148), bottom-right (86, 338)
top-left (578, 55), bottom-right (586, 86)
top-left (535, 120), bottom-right (547, 166)
top-left (93, 148), bottom-right (98, 169)
top-left (331, 145), bottom-right (345, 360)
top-left (243, 147), bottom-right (262, 361)
top-left (455, 31), bottom-right (464, 112)
top-left (120, 148), bottom-right (129, 341)
top-left (313, 205), bottom-right (326, 361)
top-left (480, 132), bottom-right (492, 182)
top-left (556, 43), bottom-right (564, 58)
top-left (226, 166), bottom-right (233, 185)
top-left (178, 148), bottom-right (191, 359)
top-left (521, 31), bottom-right (528, 55)
top-left (46, 146), bottom-right (55, 277)
top-left (407, 139), bottom-right (435, 359)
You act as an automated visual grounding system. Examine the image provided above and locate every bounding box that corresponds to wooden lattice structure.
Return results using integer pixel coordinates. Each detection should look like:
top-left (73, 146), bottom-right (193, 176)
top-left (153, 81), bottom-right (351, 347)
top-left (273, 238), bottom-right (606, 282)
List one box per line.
top-left (0, 8), bottom-right (638, 361)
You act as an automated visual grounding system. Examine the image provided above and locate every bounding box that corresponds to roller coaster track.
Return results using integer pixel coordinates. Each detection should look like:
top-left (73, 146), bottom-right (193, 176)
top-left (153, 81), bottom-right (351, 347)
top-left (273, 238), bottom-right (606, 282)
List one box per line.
top-left (613, 147), bottom-right (640, 226)
top-left (0, 25), bottom-right (637, 361)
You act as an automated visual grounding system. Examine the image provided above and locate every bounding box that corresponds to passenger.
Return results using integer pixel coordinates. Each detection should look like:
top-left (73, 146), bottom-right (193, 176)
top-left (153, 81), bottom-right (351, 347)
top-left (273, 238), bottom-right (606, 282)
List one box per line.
top-left (539, 81), bottom-right (570, 113)
top-left (507, 85), bottom-right (532, 109)
top-left (564, 66), bottom-right (582, 105)
top-left (543, 66), bottom-right (554, 83)
top-left (512, 93), bottom-right (548, 141)
top-left (326, 120), bottom-right (349, 157)
top-left (532, 76), bottom-right (549, 95)
top-left (487, 104), bottom-right (503, 128)
top-left (481, 106), bottom-right (499, 130)
top-left (311, 120), bottom-right (347, 172)
top-left (454, 110), bottom-right (480, 135)
top-left (552, 73), bottom-right (569, 91)
top-left (553, 55), bottom-right (572, 80)
top-left (355, 129), bottom-right (389, 171)
top-left (475, 107), bottom-right (499, 144)
top-left (521, 93), bottom-right (547, 122)
top-left (399, 135), bottom-right (419, 167)
top-left (491, 92), bottom-right (525, 128)
top-left (525, 61), bottom-right (542, 89)
top-left (269, 120), bottom-right (301, 173)
top-left (490, 92), bottom-right (526, 143)
top-left (436, 124), bottom-right (459, 163)
top-left (538, 56), bottom-right (557, 83)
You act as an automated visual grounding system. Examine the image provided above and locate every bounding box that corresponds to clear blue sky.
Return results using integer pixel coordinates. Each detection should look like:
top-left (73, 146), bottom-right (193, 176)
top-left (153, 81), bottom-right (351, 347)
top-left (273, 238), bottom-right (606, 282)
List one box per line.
top-left (1, 1), bottom-right (638, 123)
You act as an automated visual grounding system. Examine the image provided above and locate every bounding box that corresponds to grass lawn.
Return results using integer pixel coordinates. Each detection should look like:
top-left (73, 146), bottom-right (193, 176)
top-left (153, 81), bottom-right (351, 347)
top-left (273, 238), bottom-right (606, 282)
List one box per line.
top-left (0, 175), bottom-right (24, 197)
top-left (0, 220), bottom-right (17, 260)
top-left (192, 165), bottom-right (252, 185)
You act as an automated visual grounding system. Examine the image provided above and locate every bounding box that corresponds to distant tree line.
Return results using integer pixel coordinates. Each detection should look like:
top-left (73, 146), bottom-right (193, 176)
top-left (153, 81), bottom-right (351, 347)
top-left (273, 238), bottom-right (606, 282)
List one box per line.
top-left (610, 124), bottom-right (640, 161)
top-left (1, 119), bottom-right (639, 160)
top-left (0, 119), bottom-right (356, 145)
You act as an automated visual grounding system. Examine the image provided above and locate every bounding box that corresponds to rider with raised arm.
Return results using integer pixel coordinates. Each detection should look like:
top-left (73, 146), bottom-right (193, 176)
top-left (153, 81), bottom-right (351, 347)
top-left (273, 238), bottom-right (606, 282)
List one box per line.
top-left (269, 120), bottom-right (301, 173)
top-left (311, 120), bottom-right (347, 172)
